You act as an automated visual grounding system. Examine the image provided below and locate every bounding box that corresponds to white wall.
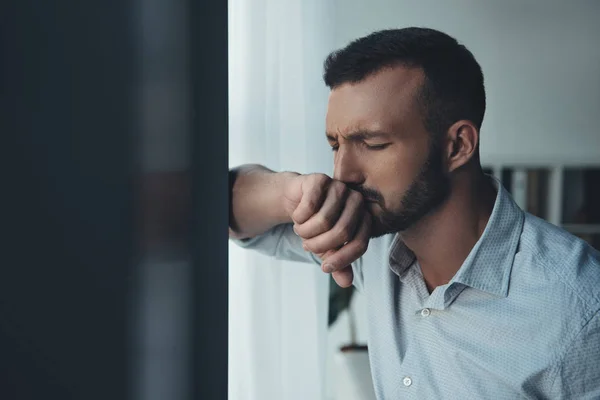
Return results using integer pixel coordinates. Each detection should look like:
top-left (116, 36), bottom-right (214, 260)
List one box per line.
top-left (327, 2), bottom-right (600, 398)
top-left (327, 293), bottom-right (370, 400)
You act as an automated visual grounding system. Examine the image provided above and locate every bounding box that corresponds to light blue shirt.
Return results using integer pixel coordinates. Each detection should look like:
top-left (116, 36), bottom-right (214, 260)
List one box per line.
top-left (232, 178), bottom-right (600, 399)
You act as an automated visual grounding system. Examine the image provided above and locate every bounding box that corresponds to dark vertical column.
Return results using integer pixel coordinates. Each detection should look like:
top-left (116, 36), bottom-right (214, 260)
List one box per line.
top-left (1, 1), bottom-right (137, 399)
top-left (187, 0), bottom-right (229, 398)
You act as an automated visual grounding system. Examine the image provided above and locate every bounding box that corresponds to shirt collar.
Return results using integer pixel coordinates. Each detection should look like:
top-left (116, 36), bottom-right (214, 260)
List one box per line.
top-left (388, 176), bottom-right (525, 299)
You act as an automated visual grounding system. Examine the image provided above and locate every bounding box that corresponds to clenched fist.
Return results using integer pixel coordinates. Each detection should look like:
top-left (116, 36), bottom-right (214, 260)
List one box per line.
top-left (281, 173), bottom-right (372, 287)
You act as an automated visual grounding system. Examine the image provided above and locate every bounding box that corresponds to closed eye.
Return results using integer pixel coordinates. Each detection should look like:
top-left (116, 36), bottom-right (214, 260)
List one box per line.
top-left (364, 143), bottom-right (391, 150)
top-left (331, 143), bottom-right (390, 152)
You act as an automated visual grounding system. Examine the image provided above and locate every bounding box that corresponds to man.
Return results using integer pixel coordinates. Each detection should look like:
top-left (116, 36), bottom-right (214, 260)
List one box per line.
top-left (229, 28), bottom-right (600, 399)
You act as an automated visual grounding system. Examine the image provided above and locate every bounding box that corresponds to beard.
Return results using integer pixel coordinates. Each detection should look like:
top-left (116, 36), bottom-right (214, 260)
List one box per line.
top-left (351, 142), bottom-right (451, 238)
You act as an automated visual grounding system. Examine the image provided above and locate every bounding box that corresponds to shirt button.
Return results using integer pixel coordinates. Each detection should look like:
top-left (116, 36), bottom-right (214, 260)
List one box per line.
top-left (421, 308), bottom-right (431, 317)
top-left (403, 376), bottom-right (412, 387)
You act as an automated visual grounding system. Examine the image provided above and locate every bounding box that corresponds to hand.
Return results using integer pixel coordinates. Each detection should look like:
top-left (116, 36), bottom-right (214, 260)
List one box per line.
top-left (281, 173), bottom-right (371, 287)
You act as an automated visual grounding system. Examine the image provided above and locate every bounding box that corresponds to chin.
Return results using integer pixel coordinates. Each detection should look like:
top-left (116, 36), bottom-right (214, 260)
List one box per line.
top-left (369, 220), bottom-right (396, 239)
top-left (369, 209), bottom-right (418, 238)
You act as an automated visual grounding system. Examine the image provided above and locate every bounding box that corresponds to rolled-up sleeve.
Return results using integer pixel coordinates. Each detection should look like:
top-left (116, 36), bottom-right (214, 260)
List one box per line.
top-left (230, 223), bottom-right (321, 265)
top-left (231, 223), bottom-right (366, 291)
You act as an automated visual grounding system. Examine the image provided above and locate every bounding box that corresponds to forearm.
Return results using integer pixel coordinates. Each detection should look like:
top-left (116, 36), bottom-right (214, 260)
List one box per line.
top-left (229, 164), bottom-right (298, 239)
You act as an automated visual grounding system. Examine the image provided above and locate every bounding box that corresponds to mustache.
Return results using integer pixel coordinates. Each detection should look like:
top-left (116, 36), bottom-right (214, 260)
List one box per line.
top-left (346, 183), bottom-right (383, 203)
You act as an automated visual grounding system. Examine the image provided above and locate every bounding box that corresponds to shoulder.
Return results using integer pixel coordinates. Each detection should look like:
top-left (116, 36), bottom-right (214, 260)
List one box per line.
top-left (518, 213), bottom-right (600, 310)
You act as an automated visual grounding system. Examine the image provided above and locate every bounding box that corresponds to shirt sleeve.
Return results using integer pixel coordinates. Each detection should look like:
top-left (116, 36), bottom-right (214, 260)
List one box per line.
top-left (230, 223), bottom-right (366, 291)
top-left (230, 223), bottom-right (322, 265)
top-left (549, 309), bottom-right (600, 399)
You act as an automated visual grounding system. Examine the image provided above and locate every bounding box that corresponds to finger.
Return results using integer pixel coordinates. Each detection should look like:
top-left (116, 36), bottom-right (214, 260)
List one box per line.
top-left (332, 267), bottom-right (354, 288)
top-left (301, 190), bottom-right (363, 253)
top-left (294, 181), bottom-right (348, 239)
top-left (316, 248), bottom-right (353, 287)
top-left (291, 175), bottom-right (330, 224)
top-left (320, 212), bottom-right (371, 273)
top-left (312, 248), bottom-right (338, 263)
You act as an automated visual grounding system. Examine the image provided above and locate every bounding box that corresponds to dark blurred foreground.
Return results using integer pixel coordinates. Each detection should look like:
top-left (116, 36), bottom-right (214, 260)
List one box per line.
top-left (1, 0), bottom-right (228, 399)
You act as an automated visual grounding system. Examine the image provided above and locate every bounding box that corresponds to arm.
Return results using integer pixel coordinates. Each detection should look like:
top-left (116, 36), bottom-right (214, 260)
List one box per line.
top-left (229, 164), bottom-right (371, 288)
top-left (548, 310), bottom-right (600, 399)
top-left (229, 164), bottom-right (298, 240)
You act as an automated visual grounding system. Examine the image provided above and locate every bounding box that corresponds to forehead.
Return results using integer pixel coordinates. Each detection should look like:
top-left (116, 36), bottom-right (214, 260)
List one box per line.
top-left (326, 66), bottom-right (425, 136)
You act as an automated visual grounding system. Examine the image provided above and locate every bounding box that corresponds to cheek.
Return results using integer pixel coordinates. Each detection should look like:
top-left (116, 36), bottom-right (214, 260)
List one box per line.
top-left (367, 151), bottom-right (421, 208)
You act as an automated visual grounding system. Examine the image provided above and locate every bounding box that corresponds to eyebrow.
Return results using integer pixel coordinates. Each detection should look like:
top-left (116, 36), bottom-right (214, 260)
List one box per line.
top-left (325, 130), bottom-right (392, 142)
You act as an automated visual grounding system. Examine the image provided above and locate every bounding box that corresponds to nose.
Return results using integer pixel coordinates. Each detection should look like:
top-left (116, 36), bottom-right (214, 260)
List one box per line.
top-left (333, 147), bottom-right (364, 185)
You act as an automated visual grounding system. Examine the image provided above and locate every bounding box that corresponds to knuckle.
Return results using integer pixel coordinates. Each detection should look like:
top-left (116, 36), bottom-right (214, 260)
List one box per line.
top-left (323, 249), bottom-right (336, 259)
top-left (302, 240), bottom-right (312, 252)
top-left (335, 226), bottom-right (351, 244)
top-left (315, 214), bottom-right (333, 231)
top-left (345, 191), bottom-right (361, 209)
top-left (355, 240), bottom-right (369, 255)
top-left (314, 173), bottom-right (331, 187)
top-left (293, 225), bottom-right (306, 237)
top-left (350, 190), bottom-right (364, 205)
top-left (304, 198), bottom-right (317, 213)
top-left (332, 181), bottom-right (347, 197)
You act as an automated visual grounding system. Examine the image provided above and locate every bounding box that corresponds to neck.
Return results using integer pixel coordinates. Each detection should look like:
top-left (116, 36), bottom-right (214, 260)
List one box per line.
top-left (400, 171), bottom-right (497, 293)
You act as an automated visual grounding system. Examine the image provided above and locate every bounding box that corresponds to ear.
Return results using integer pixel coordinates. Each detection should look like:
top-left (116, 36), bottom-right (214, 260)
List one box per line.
top-left (444, 120), bottom-right (479, 173)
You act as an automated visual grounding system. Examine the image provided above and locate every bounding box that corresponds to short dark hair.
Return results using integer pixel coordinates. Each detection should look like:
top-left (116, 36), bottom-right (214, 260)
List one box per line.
top-left (323, 27), bottom-right (486, 139)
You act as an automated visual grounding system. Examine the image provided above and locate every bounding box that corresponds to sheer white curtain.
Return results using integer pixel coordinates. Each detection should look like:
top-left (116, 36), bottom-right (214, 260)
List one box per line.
top-left (228, 0), bottom-right (336, 399)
